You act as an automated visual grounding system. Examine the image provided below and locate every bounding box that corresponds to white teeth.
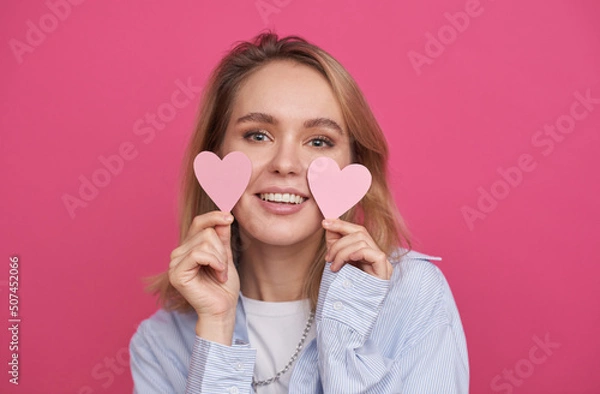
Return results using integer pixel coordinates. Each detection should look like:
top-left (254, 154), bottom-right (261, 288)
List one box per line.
top-left (259, 193), bottom-right (306, 204)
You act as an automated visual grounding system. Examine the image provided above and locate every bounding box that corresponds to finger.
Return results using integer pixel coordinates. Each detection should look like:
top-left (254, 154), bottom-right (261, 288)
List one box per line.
top-left (189, 249), bottom-right (228, 284)
top-left (325, 231), bottom-right (377, 262)
top-left (322, 218), bottom-right (367, 237)
top-left (324, 228), bottom-right (342, 251)
top-left (214, 221), bottom-right (233, 264)
top-left (183, 211), bottom-right (234, 244)
top-left (170, 249), bottom-right (227, 284)
top-left (323, 219), bottom-right (375, 252)
top-left (345, 247), bottom-right (391, 280)
top-left (329, 241), bottom-right (373, 272)
top-left (331, 245), bottom-right (391, 280)
top-left (177, 236), bottom-right (229, 282)
top-left (191, 232), bottom-right (229, 279)
top-left (201, 242), bottom-right (229, 281)
top-left (169, 247), bottom-right (224, 272)
top-left (171, 227), bottom-right (228, 265)
top-left (328, 236), bottom-right (370, 266)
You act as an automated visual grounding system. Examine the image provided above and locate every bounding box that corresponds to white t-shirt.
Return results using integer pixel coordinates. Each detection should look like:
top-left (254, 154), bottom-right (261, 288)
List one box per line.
top-left (240, 293), bottom-right (316, 394)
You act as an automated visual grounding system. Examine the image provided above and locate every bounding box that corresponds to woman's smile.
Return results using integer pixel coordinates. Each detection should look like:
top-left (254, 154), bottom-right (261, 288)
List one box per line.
top-left (254, 186), bottom-right (310, 215)
top-left (258, 193), bottom-right (306, 205)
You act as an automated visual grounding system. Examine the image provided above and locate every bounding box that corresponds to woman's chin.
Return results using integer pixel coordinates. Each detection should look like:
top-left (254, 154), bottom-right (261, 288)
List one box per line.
top-left (241, 222), bottom-right (324, 249)
top-left (233, 199), bottom-right (324, 247)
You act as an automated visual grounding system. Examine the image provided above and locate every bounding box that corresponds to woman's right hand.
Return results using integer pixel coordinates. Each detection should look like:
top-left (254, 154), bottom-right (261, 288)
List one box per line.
top-left (168, 211), bottom-right (239, 344)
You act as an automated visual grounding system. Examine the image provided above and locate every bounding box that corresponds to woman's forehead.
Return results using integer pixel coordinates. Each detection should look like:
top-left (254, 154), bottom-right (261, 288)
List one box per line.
top-left (231, 61), bottom-right (346, 129)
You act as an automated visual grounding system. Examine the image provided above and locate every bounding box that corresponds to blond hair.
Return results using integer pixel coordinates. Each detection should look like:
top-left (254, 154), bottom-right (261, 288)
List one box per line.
top-left (144, 31), bottom-right (412, 312)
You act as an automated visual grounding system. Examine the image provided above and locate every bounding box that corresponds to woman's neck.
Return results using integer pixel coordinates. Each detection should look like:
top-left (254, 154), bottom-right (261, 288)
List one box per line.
top-left (237, 232), bottom-right (322, 302)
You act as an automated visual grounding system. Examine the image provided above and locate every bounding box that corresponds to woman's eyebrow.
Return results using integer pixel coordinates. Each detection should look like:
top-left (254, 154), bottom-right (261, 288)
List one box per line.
top-left (304, 117), bottom-right (344, 135)
top-left (236, 112), bottom-right (275, 125)
top-left (235, 112), bottom-right (344, 135)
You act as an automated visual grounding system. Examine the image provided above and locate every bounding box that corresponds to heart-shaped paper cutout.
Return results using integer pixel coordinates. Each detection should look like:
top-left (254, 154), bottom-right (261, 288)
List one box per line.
top-left (193, 151), bottom-right (252, 212)
top-left (307, 157), bottom-right (372, 218)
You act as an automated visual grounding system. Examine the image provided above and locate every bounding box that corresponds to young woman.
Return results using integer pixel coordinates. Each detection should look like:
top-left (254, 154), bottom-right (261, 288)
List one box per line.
top-left (130, 32), bottom-right (469, 393)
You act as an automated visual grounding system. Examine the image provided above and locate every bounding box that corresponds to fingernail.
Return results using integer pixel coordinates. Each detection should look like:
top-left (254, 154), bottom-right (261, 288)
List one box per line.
top-left (323, 220), bottom-right (331, 227)
top-left (224, 214), bottom-right (233, 223)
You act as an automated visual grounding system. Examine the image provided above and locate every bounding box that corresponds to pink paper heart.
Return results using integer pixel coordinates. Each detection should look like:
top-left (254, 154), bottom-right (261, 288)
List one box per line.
top-left (307, 157), bottom-right (372, 219)
top-left (193, 151), bottom-right (252, 212)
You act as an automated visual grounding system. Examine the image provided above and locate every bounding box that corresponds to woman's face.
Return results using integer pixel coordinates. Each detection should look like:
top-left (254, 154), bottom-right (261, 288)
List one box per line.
top-left (221, 60), bottom-right (353, 248)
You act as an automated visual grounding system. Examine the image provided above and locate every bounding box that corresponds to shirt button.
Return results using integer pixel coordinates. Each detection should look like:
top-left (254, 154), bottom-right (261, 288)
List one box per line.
top-left (333, 301), bottom-right (344, 311)
top-left (343, 279), bottom-right (353, 289)
top-left (234, 361), bottom-right (244, 371)
top-left (229, 387), bottom-right (239, 394)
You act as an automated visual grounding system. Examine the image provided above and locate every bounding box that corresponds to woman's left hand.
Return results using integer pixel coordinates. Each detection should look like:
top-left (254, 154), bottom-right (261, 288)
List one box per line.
top-left (322, 218), bottom-right (393, 281)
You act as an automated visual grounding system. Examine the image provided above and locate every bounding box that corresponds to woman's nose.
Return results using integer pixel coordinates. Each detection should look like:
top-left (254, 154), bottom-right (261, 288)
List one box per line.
top-left (267, 141), bottom-right (303, 176)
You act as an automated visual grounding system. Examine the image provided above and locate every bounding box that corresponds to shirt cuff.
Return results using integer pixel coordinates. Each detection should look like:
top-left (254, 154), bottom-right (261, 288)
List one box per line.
top-left (186, 336), bottom-right (256, 394)
top-left (316, 262), bottom-right (391, 338)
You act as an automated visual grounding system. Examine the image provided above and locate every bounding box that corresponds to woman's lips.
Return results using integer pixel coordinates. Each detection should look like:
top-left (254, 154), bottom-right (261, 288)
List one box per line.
top-left (258, 192), bottom-right (306, 204)
top-left (255, 193), bottom-right (308, 215)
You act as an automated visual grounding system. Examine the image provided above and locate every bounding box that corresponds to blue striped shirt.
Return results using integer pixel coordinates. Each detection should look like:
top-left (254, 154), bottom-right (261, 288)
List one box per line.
top-left (130, 249), bottom-right (470, 393)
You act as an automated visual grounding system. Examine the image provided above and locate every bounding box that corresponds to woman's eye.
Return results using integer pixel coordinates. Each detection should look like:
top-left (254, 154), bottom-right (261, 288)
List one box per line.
top-left (243, 130), bottom-right (270, 142)
top-left (309, 136), bottom-right (334, 148)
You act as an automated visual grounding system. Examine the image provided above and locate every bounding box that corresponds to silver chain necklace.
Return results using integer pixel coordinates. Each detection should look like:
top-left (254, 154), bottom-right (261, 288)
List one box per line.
top-left (251, 310), bottom-right (315, 392)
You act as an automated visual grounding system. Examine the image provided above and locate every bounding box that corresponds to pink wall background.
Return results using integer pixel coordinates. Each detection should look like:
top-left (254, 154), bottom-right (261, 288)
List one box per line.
top-left (1, 0), bottom-right (599, 393)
